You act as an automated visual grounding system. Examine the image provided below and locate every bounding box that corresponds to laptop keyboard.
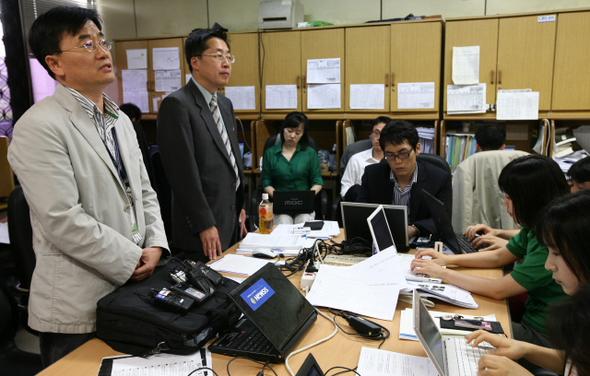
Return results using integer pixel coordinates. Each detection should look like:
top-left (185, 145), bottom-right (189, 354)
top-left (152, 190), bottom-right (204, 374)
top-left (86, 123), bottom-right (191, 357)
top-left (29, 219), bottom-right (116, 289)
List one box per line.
top-left (235, 328), bottom-right (275, 355)
top-left (448, 337), bottom-right (492, 376)
top-left (456, 233), bottom-right (479, 253)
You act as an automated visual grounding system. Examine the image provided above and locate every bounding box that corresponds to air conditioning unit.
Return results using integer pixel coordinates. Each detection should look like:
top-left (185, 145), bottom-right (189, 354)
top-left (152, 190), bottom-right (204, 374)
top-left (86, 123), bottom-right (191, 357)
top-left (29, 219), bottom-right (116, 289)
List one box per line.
top-left (258, 0), bottom-right (303, 29)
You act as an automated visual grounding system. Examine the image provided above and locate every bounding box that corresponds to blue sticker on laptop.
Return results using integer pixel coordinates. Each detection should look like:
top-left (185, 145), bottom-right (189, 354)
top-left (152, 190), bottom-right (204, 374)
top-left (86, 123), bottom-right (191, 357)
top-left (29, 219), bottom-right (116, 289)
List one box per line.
top-left (241, 278), bottom-right (275, 311)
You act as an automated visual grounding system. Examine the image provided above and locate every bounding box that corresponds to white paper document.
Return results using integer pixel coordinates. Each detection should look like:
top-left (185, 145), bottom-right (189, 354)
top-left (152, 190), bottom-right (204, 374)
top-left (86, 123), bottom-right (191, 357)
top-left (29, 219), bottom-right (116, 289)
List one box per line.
top-left (447, 83), bottom-right (486, 114)
top-left (357, 347), bottom-right (437, 376)
top-left (152, 47), bottom-right (180, 70)
top-left (224, 86), bottom-right (256, 110)
top-left (452, 46), bottom-right (480, 85)
top-left (306, 58), bottom-right (341, 84)
top-left (0, 222), bottom-right (8, 244)
top-left (349, 84), bottom-right (385, 109)
top-left (307, 84), bottom-right (341, 109)
top-left (155, 69), bottom-right (182, 92)
top-left (209, 254), bottom-right (272, 276)
top-left (98, 348), bottom-right (212, 376)
top-left (306, 250), bottom-right (408, 320)
top-left (123, 91), bottom-right (149, 113)
top-left (265, 85), bottom-right (298, 109)
top-left (401, 281), bottom-right (478, 309)
top-left (496, 91), bottom-right (539, 120)
top-left (126, 48), bottom-right (147, 70)
top-left (270, 221), bottom-right (340, 239)
top-left (122, 69), bottom-right (147, 92)
top-left (397, 82), bottom-right (435, 109)
top-left (238, 232), bottom-right (314, 254)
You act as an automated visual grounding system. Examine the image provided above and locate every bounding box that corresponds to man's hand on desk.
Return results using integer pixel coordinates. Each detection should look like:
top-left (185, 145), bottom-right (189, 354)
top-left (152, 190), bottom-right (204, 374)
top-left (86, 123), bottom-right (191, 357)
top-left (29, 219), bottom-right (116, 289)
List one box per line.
top-left (239, 209), bottom-right (248, 238)
top-left (131, 247), bottom-right (163, 281)
top-left (471, 234), bottom-right (509, 252)
top-left (200, 226), bottom-right (223, 260)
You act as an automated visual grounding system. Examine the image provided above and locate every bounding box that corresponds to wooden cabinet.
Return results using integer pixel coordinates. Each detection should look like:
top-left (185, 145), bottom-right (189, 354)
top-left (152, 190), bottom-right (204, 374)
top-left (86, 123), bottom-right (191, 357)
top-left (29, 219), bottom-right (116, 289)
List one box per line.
top-left (226, 32), bottom-right (260, 114)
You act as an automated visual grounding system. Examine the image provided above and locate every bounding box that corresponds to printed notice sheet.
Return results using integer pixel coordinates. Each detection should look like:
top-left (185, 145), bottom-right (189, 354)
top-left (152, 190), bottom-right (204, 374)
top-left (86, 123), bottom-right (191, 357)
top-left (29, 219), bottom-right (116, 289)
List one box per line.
top-left (126, 49), bottom-right (147, 70)
top-left (357, 347), bottom-right (437, 376)
top-left (397, 82), bottom-right (435, 109)
top-left (307, 84), bottom-right (341, 109)
top-left (154, 70), bottom-right (182, 92)
top-left (122, 69), bottom-right (147, 92)
top-left (152, 47), bottom-right (180, 70)
top-left (349, 84), bottom-right (385, 109)
top-left (122, 91), bottom-right (149, 113)
top-left (225, 86), bottom-right (256, 110)
top-left (496, 91), bottom-right (539, 120)
top-left (447, 84), bottom-right (486, 114)
top-left (452, 46), bottom-right (480, 85)
top-left (265, 85), bottom-right (297, 109)
top-left (307, 58), bottom-right (340, 84)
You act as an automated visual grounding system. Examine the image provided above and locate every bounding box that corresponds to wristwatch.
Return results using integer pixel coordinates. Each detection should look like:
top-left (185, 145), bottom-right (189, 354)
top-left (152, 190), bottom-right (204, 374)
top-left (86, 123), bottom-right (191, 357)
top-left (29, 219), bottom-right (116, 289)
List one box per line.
top-left (410, 224), bottom-right (420, 237)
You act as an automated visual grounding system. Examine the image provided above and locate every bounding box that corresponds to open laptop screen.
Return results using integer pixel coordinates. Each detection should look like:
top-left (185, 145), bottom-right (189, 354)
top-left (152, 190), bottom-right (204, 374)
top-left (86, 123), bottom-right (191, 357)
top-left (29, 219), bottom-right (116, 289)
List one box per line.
top-left (367, 206), bottom-right (396, 253)
top-left (413, 291), bottom-right (446, 375)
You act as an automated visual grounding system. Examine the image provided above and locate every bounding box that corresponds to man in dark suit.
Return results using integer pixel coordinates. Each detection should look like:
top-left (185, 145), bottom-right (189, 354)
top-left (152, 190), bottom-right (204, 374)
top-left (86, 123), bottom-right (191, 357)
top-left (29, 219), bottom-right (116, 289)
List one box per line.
top-left (158, 28), bottom-right (247, 262)
top-left (358, 120), bottom-right (451, 238)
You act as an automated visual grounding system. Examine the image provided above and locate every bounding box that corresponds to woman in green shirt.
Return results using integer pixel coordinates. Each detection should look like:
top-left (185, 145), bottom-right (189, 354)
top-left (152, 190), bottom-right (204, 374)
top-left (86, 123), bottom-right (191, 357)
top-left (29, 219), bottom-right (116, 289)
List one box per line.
top-left (261, 112), bottom-right (323, 225)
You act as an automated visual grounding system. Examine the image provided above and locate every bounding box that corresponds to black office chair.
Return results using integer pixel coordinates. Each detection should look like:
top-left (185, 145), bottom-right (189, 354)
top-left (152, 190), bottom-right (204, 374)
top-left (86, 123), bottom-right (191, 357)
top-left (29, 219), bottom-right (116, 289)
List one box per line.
top-left (149, 145), bottom-right (173, 242)
top-left (416, 153), bottom-right (451, 174)
top-left (7, 187), bottom-right (35, 297)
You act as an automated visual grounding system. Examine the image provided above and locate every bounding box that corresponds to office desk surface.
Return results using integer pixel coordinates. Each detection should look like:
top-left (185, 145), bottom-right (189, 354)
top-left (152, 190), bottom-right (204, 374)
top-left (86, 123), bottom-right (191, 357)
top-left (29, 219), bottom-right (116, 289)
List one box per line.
top-left (37, 235), bottom-right (510, 376)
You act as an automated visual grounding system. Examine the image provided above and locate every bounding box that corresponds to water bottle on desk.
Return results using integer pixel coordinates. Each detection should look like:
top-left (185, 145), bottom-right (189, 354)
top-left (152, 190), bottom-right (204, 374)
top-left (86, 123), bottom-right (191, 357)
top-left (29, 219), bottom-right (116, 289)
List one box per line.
top-left (259, 193), bottom-right (273, 234)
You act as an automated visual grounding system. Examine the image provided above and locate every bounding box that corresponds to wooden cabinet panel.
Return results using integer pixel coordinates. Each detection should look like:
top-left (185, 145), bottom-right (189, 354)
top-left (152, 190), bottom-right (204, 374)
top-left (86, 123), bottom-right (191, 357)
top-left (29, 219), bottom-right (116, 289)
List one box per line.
top-left (391, 21), bottom-right (442, 113)
top-left (497, 15), bottom-right (556, 111)
top-left (552, 12), bottom-right (590, 111)
top-left (345, 26), bottom-right (390, 112)
top-left (227, 32), bottom-right (260, 113)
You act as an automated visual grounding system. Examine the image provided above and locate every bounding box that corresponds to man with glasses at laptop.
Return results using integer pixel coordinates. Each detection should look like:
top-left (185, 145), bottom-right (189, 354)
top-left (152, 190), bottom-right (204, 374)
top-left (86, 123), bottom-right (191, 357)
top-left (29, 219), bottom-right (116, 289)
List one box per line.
top-left (357, 120), bottom-right (452, 239)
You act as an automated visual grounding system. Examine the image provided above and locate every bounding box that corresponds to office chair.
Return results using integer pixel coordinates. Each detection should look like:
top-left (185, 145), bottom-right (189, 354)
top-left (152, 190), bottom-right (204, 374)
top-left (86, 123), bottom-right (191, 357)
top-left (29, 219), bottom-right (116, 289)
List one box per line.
top-left (416, 153), bottom-right (451, 174)
top-left (149, 145), bottom-right (173, 242)
top-left (7, 187), bottom-right (35, 297)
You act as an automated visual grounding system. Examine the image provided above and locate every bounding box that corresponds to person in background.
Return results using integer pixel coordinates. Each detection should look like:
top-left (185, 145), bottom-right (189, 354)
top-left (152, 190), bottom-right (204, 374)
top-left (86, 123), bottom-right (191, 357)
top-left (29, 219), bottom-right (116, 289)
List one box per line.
top-left (467, 190), bottom-right (590, 376)
top-left (120, 103), bottom-right (154, 187)
top-left (411, 155), bottom-right (569, 349)
top-left (567, 156), bottom-right (590, 193)
top-left (7, 6), bottom-right (168, 366)
top-left (261, 111), bottom-right (323, 225)
top-left (157, 28), bottom-right (247, 262)
top-left (357, 120), bottom-right (452, 238)
top-left (340, 116), bottom-right (389, 202)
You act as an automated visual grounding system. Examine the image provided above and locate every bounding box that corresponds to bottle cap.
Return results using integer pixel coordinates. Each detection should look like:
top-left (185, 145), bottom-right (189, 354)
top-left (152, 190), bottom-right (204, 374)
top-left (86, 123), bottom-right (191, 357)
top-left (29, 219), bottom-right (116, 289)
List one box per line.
top-left (262, 193), bottom-right (269, 200)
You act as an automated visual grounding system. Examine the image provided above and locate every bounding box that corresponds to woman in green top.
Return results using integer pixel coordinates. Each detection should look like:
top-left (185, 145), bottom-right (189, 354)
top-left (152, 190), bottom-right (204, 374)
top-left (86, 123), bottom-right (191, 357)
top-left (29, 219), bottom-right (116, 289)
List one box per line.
top-left (261, 112), bottom-right (323, 225)
top-left (411, 155), bottom-right (570, 348)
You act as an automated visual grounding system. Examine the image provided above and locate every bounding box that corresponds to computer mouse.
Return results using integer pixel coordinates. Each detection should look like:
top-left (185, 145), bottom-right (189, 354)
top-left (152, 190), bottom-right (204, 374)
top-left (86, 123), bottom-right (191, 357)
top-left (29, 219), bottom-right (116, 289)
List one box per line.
top-left (252, 248), bottom-right (277, 259)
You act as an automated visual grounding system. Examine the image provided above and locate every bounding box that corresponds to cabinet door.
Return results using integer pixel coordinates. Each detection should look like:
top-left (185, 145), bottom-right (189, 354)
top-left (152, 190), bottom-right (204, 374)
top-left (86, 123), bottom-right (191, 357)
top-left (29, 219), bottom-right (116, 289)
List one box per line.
top-left (552, 12), bottom-right (590, 111)
top-left (443, 19), bottom-right (499, 112)
top-left (114, 40), bottom-right (149, 110)
top-left (345, 26), bottom-right (390, 112)
top-left (261, 31), bottom-right (301, 112)
top-left (497, 15), bottom-right (556, 111)
top-left (301, 28), bottom-right (345, 112)
top-left (148, 38), bottom-right (185, 113)
top-left (227, 32), bottom-right (260, 113)
top-left (391, 21), bottom-right (442, 113)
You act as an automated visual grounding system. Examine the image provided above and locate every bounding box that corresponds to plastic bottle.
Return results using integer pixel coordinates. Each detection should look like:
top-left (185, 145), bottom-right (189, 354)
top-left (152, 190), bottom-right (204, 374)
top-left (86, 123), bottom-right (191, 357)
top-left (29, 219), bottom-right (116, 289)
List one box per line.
top-left (259, 193), bottom-right (273, 234)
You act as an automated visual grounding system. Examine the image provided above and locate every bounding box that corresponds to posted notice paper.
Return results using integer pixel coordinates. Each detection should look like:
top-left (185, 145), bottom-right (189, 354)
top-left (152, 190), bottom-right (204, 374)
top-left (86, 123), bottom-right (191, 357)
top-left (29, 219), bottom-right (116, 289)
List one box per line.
top-left (452, 46), bottom-right (480, 85)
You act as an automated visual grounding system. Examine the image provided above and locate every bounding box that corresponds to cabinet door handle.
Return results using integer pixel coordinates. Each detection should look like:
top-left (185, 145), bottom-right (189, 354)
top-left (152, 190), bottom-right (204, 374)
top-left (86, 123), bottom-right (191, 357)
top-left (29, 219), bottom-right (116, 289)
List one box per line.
top-left (296, 76), bottom-right (300, 89)
top-left (385, 73), bottom-right (389, 87)
top-left (391, 72), bottom-right (395, 87)
top-left (491, 70), bottom-right (495, 85)
top-left (498, 70), bottom-right (502, 85)
top-left (303, 75), bottom-right (307, 89)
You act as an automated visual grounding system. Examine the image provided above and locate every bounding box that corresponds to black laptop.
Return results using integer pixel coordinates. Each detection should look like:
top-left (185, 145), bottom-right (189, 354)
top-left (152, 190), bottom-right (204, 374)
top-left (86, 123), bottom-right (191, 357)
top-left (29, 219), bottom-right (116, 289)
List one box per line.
top-left (273, 190), bottom-right (315, 214)
top-left (421, 189), bottom-right (478, 254)
top-left (340, 202), bottom-right (410, 253)
top-left (209, 263), bottom-right (317, 363)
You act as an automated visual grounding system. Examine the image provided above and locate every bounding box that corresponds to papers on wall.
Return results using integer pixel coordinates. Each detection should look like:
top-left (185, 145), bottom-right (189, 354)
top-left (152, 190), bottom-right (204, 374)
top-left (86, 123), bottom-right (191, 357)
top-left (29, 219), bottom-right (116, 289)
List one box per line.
top-left (401, 281), bottom-right (478, 309)
top-left (121, 69), bottom-right (149, 113)
top-left (307, 84), bottom-right (341, 109)
top-left (209, 254), bottom-right (272, 276)
top-left (98, 348), bottom-right (212, 376)
top-left (152, 47), bottom-right (180, 70)
top-left (357, 347), bottom-right (437, 376)
top-left (306, 58), bottom-right (340, 84)
top-left (397, 82), bottom-right (435, 109)
top-left (265, 85), bottom-right (297, 109)
top-left (496, 90), bottom-right (539, 120)
top-left (306, 250), bottom-right (408, 321)
top-left (154, 69), bottom-right (182, 92)
top-left (123, 91), bottom-right (149, 114)
top-left (452, 46), bottom-right (480, 85)
top-left (126, 48), bottom-right (147, 70)
top-left (349, 84), bottom-right (385, 109)
top-left (447, 84), bottom-right (486, 114)
top-left (225, 86), bottom-right (256, 110)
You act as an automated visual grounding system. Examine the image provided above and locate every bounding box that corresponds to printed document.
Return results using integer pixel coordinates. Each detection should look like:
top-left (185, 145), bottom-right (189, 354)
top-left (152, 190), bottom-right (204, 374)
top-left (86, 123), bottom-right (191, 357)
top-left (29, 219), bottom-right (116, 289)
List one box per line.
top-left (307, 84), bottom-right (341, 109)
top-left (447, 84), bottom-right (486, 114)
top-left (209, 254), bottom-right (271, 276)
top-left (452, 46), bottom-right (480, 85)
top-left (265, 85), bottom-right (298, 109)
top-left (349, 84), bottom-right (385, 109)
top-left (357, 347), bottom-right (437, 376)
top-left (397, 82), bottom-right (435, 109)
top-left (154, 70), bottom-right (182, 92)
top-left (152, 47), bottom-right (180, 70)
top-left (225, 86), bottom-right (256, 110)
top-left (496, 91), bottom-right (539, 120)
top-left (307, 58), bottom-right (341, 84)
top-left (126, 49), bottom-right (147, 70)
top-left (98, 348), bottom-right (212, 376)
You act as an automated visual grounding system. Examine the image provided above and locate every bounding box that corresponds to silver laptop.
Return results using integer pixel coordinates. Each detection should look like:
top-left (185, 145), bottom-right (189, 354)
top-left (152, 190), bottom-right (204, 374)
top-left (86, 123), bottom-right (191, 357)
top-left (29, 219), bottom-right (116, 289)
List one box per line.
top-left (413, 290), bottom-right (492, 376)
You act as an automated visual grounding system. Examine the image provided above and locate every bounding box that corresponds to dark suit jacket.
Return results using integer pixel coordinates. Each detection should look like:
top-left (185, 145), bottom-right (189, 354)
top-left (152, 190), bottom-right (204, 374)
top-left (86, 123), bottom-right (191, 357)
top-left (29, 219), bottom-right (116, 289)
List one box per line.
top-left (157, 80), bottom-right (245, 258)
top-left (357, 159), bottom-right (452, 236)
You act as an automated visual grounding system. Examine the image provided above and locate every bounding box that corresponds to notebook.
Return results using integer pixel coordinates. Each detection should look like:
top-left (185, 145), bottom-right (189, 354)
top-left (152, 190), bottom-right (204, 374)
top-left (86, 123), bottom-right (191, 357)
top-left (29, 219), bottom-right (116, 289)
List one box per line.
top-left (341, 202), bottom-right (410, 253)
top-left (209, 263), bottom-right (317, 363)
top-left (273, 190), bottom-right (315, 214)
top-left (420, 190), bottom-right (478, 254)
top-left (367, 206), bottom-right (442, 284)
top-left (413, 290), bottom-right (492, 376)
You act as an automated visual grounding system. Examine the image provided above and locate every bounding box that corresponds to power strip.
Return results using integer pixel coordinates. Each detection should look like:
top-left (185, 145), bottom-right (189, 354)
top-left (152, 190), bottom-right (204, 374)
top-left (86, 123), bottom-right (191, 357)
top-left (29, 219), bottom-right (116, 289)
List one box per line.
top-left (300, 271), bottom-right (317, 292)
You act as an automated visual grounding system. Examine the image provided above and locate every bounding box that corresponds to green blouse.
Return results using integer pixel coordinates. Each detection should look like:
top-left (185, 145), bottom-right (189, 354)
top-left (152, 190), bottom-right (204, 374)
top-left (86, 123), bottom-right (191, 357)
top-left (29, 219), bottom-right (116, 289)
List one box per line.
top-left (261, 141), bottom-right (323, 191)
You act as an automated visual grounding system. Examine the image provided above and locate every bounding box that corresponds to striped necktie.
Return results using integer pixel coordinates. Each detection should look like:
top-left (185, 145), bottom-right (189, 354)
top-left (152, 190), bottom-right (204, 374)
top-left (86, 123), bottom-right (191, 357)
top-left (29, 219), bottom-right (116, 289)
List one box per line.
top-left (210, 95), bottom-right (240, 190)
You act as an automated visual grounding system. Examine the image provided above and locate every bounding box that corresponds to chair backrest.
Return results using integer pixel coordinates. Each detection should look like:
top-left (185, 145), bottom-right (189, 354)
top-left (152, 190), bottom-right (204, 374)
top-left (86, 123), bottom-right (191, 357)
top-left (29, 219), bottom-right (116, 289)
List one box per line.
top-left (149, 145), bottom-right (172, 240)
top-left (7, 187), bottom-right (35, 292)
top-left (338, 139), bottom-right (372, 176)
top-left (416, 153), bottom-right (451, 174)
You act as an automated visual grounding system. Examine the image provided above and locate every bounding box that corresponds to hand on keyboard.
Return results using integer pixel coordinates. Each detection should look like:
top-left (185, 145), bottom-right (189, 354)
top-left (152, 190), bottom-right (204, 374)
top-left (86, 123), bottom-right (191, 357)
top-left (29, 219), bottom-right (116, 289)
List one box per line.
top-left (466, 330), bottom-right (528, 361)
top-left (471, 234), bottom-right (509, 252)
top-left (476, 354), bottom-right (531, 376)
top-left (414, 248), bottom-right (449, 265)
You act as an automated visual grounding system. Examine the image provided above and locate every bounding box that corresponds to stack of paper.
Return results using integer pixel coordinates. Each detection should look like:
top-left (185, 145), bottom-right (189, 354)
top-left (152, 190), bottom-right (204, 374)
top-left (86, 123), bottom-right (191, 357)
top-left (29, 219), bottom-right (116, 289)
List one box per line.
top-left (417, 127), bottom-right (436, 154)
top-left (236, 233), bottom-right (315, 256)
top-left (400, 281), bottom-right (478, 309)
top-left (357, 347), bottom-right (437, 376)
top-left (270, 221), bottom-right (340, 239)
top-left (209, 254), bottom-right (273, 276)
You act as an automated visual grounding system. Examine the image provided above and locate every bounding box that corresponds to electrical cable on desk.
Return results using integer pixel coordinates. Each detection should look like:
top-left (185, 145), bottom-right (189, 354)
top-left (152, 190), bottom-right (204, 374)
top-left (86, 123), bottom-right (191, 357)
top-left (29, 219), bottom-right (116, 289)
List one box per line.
top-left (325, 366), bottom-right (361, 376)
top-left (225, 356), bottom-right (278, 376)
top-left (328, 308), bottom-right (390, 349)
top-left (278, 239), bottom-right (320, 277)
top-left (327, 237), bottom-right (372, 256)
top-left (187, 366), bottom-right (219, 376)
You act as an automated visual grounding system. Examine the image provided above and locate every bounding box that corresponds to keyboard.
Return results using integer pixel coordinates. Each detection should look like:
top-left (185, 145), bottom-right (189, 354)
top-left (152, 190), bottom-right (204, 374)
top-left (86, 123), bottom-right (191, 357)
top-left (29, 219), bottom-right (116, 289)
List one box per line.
top-left (235, 328), bottom-right (275, 355)
top-left (456, 232), bottom-right (479, 253)
top-left (448, 337), bottom-right (492, 376)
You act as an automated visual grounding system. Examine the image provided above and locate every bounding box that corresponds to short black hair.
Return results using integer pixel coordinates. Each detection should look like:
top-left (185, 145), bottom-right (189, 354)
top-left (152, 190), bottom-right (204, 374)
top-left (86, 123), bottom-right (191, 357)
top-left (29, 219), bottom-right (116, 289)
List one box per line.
top-left (185, 28), bottom-right (230, 73)
top-left (537, 190), bottom-right (590, 285)
top-left (372, 116), bottom-right (391, 130)
top-left (498, 154), bottom-right (569, 228)
top-left (548, 282), bottom-right (590, 376)
top-left (474, 124), bottom-right (506, 151)
top-left (29, 6), bottom-right (102, 79)
top-left (568, 157), bottom-right (590, 184)
top-left (379, 120), bottom-right (419, 151)
top-left (120, 103), bottom-right (142, 121)
top-left (279, 111), bottom-right (309, 150)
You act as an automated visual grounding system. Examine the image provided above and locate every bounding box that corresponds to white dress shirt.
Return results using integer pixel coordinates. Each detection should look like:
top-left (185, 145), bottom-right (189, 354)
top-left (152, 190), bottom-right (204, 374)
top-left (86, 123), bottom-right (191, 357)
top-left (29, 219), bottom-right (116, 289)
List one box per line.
top-left (340, 148), bottom-right (380, 198)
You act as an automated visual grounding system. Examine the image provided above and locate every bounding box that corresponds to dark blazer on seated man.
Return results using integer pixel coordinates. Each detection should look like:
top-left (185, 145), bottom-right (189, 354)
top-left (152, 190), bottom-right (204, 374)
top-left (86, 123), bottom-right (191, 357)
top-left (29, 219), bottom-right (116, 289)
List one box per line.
top-left (357, 120), bottom-right (452, 238)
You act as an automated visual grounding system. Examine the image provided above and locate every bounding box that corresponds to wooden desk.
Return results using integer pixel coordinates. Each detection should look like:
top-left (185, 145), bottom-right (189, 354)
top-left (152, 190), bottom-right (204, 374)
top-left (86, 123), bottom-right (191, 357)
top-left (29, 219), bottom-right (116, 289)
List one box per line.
top-left (37, 236), bottom-right (510, 376)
